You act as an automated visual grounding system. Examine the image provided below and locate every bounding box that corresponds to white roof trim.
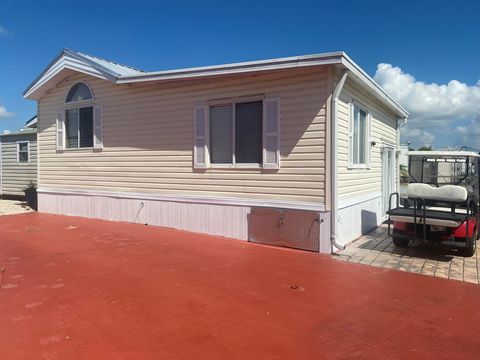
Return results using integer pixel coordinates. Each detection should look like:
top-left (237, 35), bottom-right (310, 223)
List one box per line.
top-left (407, 151), bottom-right (480, 158)
top-left (24, 50), bottom-right (408, 117)
top-left (24, 51), bottom-right (118, 99)
top-left (117, 52), bottom-right (344, 82)
top-left (25, 116), bottom-right (37, 128)
top-left (340, 54), bottom-right (408, 118)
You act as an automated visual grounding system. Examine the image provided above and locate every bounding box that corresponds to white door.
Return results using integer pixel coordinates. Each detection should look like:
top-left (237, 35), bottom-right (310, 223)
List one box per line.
top-left (382, 147), bottom-right (396, 215)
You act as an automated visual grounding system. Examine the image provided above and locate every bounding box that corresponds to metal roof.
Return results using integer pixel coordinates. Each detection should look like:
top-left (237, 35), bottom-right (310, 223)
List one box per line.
top-left (407, 151), bottom-right (480, 158)
top-left (0, 128), bottom-right (37, 137)
top-left (23, 50), bottom-right (408, 118)
top-left (67, 49), bottom-right (145, 76)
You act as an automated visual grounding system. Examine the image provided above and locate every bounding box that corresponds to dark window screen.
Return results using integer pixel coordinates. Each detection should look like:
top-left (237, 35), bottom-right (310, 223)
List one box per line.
top-left (80, 107), bottom-right (93, 148)
top-left (235, 101), bottom-right (262, 164)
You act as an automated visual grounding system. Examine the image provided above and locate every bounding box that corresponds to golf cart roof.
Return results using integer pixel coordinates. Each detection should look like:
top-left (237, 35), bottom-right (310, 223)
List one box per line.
top-left (407, 151), bottom-right (480, 158)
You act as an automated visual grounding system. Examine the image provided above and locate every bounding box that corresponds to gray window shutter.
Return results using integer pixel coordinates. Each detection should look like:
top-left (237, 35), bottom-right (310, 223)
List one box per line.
top-left (352, 105), bottom-right (360, 164)
top-left (348, 103), bottom-right (354, 164)
top-left (194, 105), bottom-right (208, 168)
top-left (366, 113), bottom-right (372, 167)
top-left (262, 98), bottom-right (280, 169)
top-left (56, 112), bottom-right (64, 151)
top-left (93, 106), bottom-right (103, 149)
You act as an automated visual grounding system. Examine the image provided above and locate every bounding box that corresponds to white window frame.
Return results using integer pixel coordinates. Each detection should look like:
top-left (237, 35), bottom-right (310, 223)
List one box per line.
top-left (348, 101), bottom-right (371, 169)
top-left (63, 82), bottom-right (96, 150)
top-left (208, 97), bottom-right (264, 169)
top-left (17, 141), bottom-right (30, 163)
top-left (64, 106), bottom-right (95, 150)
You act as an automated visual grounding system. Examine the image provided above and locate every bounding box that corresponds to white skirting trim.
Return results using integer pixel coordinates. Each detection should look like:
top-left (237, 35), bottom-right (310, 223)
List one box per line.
top-left (37, 187), bottom-right (325, 212)
top-left (38, 192), bottom-right (252, 240)
top-left (37, 189), bottom-right (327, 244)
top-left (337, 195), bottom-right (383, 246)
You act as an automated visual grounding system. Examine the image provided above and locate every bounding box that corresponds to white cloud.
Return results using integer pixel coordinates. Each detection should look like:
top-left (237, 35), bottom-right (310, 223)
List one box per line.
top-left (374, 63), bottom-right (480, 149)
top-left (0, 105), bottom-right (15, 119)
top-left (454, 116), bottom-right (480, 149)
top-left (375, 64), bottom-right (480, 121)
top-left (2, 130), bottom-right (10, 134)
top-left (401, 127), bottom-right (435, 147)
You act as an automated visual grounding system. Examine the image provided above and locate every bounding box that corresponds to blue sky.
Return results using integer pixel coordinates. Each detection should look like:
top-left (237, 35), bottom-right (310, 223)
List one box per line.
top-left (1, 0), bottom-right (479, 149)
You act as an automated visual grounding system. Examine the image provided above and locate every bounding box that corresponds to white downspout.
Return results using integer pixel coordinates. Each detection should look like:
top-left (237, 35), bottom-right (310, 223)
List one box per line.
top-left (396, 117), bottom-right (408, 195)
top-left (330, 69), bottom-right (349, 252)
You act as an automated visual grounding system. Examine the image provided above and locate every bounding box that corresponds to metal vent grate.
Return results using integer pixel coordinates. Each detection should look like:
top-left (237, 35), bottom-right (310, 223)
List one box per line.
top-left (248, 208), bottom-right (320, 252)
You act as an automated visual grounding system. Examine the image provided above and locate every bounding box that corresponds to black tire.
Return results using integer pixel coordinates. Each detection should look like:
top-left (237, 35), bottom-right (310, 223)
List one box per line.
top-left (463, 228), bottom-right (477, 257)
top-left (392, 230), bottom-right (410, 248)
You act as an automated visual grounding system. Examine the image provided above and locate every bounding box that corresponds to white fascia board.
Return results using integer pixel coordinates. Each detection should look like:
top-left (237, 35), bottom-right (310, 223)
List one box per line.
top-left (340, 55), bottom-right (409, 118)
top-left (116, 52), bottom-right (346, 84)
top-left (24, 52), bottom-right (118, 100)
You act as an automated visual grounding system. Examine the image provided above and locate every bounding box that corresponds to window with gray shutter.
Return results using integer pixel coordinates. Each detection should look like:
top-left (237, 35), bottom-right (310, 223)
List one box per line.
top-left (200, 98), bottom-right (280, 168)
top-left (65, 107), bottom-right (93, 148)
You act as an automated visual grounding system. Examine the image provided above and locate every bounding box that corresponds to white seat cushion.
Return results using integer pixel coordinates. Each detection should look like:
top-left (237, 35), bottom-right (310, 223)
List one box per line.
top-left (407, 183), bottom-right (468, 202)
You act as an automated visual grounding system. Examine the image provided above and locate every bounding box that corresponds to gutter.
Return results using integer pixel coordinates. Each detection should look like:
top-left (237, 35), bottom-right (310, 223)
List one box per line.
top-left (330, 69), bottom-right (349, 252)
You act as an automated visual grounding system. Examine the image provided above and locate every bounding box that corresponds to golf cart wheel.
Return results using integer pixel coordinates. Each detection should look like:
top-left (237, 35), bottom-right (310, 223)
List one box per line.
top-left (463, 228), bottom-right (477, 257)
top-left (392, 230), bottom-right (410, 248)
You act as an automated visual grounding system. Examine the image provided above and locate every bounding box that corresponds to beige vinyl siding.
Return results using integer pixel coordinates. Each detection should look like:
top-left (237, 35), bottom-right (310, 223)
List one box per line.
top-left (337, 78), bottom-right (398, 202)
top-left (37, 67), bottom-right (328, 204)
top-left (1, 133), bottom-right (37, 196)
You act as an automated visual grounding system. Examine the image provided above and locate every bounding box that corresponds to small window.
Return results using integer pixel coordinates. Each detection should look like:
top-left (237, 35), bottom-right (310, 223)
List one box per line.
top-left (350, 104), bottom-right (368, 165)
top-left (17, 141), bottom-right (29, 163)
top-left (209, 101), bottom-right (263, 165)
top-left (66, 107), bottom-right (93, 148)
top-left (66, 83), bottom-right (93, 102)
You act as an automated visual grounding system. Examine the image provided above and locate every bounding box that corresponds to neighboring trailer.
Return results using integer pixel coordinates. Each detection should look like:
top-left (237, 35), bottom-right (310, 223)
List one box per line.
top-left (0, 129), bottom-right (37, 197)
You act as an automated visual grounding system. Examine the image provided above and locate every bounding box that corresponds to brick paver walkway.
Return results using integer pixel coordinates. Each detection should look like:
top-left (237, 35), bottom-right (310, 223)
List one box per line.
top-left (333, 225), bottom-right (480, 284)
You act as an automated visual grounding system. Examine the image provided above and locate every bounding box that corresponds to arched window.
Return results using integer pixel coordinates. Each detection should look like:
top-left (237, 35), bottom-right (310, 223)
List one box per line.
top-left (66, 82), bottom-right (93, 102)
top-left (65, 83), bottom-right (94, 148)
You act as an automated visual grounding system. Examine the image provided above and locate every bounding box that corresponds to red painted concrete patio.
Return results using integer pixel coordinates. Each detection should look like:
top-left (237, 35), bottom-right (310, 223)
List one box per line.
top-left (1, 213), bottom-right (480, 359)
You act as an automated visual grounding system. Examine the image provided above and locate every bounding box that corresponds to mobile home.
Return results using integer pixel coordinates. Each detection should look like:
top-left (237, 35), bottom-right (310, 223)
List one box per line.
top-left (24, 50), bottom-right (408, 252)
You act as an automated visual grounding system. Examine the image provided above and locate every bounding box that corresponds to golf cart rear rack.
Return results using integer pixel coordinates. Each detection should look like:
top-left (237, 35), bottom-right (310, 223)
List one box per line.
top-left (387, 192), bottom-right (476, 242)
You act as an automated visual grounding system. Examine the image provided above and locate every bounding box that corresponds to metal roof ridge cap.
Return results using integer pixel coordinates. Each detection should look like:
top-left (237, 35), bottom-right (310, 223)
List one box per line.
top-left (117, 52), bottom-right (345, 80)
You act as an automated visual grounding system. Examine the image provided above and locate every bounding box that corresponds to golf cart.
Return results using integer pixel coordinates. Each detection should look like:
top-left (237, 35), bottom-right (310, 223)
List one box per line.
top-left (387, 151), bottom-right (480, 256)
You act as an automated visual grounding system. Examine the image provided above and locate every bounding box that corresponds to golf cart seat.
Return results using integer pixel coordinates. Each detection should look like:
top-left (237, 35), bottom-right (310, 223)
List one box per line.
top-left (407, 183), bottom-right (468, 203)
